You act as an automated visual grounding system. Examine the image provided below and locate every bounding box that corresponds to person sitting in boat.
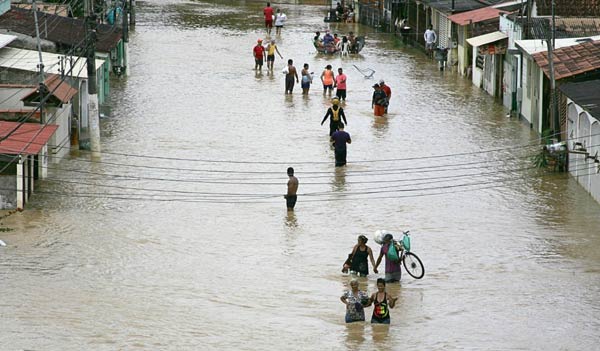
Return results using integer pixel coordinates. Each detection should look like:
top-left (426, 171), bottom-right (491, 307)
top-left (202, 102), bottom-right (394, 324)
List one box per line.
top-left (336, 2), bottom-right (344, 18)
top-left (333, 33), bottom-right (341, 50)
top-left (346, 6), bottom-right (355, 23)
top-left (314, 31), bottom-right (324, 49)
top-left (348, 32), bottom-right (357, 52)
top-left (323, 31), bottom-right (335, 53)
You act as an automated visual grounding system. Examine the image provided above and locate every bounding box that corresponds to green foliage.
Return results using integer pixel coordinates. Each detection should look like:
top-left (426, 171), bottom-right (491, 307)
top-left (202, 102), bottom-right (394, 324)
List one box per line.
top-left (532, 149), bottom-right (549, 168)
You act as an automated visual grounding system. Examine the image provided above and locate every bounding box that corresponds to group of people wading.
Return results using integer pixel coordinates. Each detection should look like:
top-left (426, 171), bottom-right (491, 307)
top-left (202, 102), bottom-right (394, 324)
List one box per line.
top-left (254, 6), bottom-right (401, 325)
top-left (339, 233), bottom-right (402, 324)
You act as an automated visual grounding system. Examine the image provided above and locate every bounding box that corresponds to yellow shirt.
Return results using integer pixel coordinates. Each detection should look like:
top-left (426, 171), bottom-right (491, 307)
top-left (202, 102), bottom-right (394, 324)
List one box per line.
top-left (268, 44), bottom-right (277, 55)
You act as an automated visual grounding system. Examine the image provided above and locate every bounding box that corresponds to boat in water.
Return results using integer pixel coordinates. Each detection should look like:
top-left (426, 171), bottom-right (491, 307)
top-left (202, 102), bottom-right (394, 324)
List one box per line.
top-left (313, 36), bottom-right (365, 54)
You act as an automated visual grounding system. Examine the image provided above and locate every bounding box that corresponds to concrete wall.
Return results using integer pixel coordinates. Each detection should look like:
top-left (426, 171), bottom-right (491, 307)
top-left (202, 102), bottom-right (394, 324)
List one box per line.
top-left (0, 86), bottom-right (29, 108)
top-left (0, 174), bottom-right (15, 209)
top-left (567, 100), bottom-right (600, 204)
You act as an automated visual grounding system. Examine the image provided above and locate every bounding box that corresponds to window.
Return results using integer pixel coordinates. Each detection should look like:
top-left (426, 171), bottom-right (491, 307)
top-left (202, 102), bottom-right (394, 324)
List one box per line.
top-left (476, 54), bottom-right (484, 69)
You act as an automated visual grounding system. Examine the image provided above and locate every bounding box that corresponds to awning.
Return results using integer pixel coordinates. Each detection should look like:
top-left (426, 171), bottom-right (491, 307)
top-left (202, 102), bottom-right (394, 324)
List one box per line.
top-left (466, 31), bottom-right (508, 47)
top-left (0, 34), bottom-right (16, 49)
top-left (0, 122), bottom-right (58, 155)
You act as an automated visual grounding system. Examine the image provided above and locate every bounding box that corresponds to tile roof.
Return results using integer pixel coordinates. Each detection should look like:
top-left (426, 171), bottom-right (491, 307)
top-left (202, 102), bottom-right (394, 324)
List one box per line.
top-left (0, 8), bottom-right (121, 52)
top-left (559, 79), bottom-right (600, 118)
top-left (0, 121), bottom-right (58, 155)
top-left (448, 7), bottom-right (508, 25)
top-left (20, 74), bottom-right (77, 105)
top-left (532, 40), bottom-right (600, 80)
top-left (535, 0), bottom-right (600, 17)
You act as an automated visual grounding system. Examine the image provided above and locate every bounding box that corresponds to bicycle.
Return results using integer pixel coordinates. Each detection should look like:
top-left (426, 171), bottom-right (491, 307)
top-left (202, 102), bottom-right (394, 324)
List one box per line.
top-left (395, 231), bottom-right (425, 279)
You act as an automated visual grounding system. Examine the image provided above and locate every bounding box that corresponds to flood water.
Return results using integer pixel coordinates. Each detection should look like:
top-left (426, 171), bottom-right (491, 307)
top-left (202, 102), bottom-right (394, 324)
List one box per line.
top-left (1, 1), bottom-right (599, 350)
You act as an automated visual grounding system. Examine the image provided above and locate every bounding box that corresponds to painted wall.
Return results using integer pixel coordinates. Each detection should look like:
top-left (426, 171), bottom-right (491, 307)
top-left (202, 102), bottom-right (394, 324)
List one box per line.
top-left (567, 100), bottom-right (600, 204)
top-left (0, 0), bottom-right (10, 16)
top-left (47, 104), bottom-right (72, 161)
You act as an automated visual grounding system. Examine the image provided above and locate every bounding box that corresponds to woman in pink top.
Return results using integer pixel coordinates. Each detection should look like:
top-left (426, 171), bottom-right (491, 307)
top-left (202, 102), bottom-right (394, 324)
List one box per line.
top-left (334, 67), bottom-right (347, 101)
top-left (320, 64), bottom-right (335, 95)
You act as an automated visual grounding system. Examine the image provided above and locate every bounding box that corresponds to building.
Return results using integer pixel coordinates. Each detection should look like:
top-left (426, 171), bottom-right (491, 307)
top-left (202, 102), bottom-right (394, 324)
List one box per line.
top-left (560, 80), bottom-right (600, 204)
top-left (0, 121), bottom-right (58, 209)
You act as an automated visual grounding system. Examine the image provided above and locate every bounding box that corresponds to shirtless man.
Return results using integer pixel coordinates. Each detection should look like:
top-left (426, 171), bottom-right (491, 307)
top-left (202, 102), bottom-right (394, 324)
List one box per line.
top-left (285, 59), bottom-right (299, 94)
top-left (285, 167), bottom-right (299, 211)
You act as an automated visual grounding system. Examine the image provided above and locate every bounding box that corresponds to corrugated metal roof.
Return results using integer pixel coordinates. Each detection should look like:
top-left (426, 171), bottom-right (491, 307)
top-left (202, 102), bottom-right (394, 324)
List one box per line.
top-left (559, 80), bottom-right (600, 118)
top-left (466, 31), bottom-right (508, 46)
top-left (448, 7), bottom-right (507, 26)
top-left (532, 40), bottom-right (600, 80)
top-left (0, 122), bottom-right (58, 155)
top-left (0, 8), bottom-right (121, 52)
top-left (0, 47), bottom-right (105, 79)
top-left (0, 33), bottom-right (16, 49)
top-left (422, 0), bottom-right (495, 13)
top-left (515, 35), bottom-right (600, 56)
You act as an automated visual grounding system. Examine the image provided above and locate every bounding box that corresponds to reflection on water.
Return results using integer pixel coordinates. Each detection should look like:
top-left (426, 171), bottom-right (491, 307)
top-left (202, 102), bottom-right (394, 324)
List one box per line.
top-left (332, 166), bottom-right (347, 191)
top-left (285, 210), bottom-right (298, 228)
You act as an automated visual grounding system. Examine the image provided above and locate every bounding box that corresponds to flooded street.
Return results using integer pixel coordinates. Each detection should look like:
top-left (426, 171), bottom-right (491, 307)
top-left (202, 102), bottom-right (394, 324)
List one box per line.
top-left (1, 0), bottom-right (599, 349)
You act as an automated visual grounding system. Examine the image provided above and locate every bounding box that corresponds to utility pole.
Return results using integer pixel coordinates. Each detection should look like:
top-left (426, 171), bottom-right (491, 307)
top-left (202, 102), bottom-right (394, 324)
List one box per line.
top-left (85, 0), bottom-right (101, 159)
top-left (130, 0), bottom-right (136, 26)
top-left (547, 0), bottom-right (559, 141)
top-left (122, 0), bottom-right (130, 76)
top-left (33, 0), bottom-right (46, 124)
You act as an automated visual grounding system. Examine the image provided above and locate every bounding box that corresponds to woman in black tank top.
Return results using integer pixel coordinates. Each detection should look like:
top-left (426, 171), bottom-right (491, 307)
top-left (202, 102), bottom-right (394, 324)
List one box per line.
top-left (349, 235), bottom-right (377, 276)
top-left (370, 278), bottom-right (398, 324)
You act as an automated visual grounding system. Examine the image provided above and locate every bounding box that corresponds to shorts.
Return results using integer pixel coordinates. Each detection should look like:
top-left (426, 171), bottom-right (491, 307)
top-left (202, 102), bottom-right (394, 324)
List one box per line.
top-left (267, 54), bottom-right (275, 62)
top-left (323, 84), bottom-right (333, 91)
top-left (286, 195), bottom-right (297, 209)
top-left (371, 317), bottom-right (391, 324)
top-left (374, 104), bottom-right (385, 116)
top-left (255, 58), bottom-right (263, 66)
top-left (265, 19), bottom-right (273, 28)
top-left (336, 89), bottom-right (346, 100)
top-left (301, 81), bottom-right (311, 89)
top-left (426, 42), bottom-right (435, 50)
top-left (275, 25), bottom-right (283, 28)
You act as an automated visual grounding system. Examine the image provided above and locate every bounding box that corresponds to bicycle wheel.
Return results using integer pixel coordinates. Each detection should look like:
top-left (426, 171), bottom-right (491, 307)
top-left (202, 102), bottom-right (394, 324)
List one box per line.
top-left (403, 252), bottom-right (424, 279)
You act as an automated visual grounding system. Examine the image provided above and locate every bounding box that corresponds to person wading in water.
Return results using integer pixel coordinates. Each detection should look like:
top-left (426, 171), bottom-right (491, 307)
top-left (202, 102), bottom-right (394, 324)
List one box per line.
top-left (321, 97), bottom-right (347, 136)
top-left (349, 235), bottom-right (378, 276)
top-left (284, 167), bottom-right (298, 211)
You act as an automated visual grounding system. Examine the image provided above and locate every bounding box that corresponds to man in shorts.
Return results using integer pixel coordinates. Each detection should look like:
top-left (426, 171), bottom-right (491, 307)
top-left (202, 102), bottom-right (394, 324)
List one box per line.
top-left (264, 2), bottom-right (274, 35)
top-left (253, 39), bottom-right (265, 70)
top-left (266, 40), bottom-right (283, 71)
top-left (285, 167), bottom-right (299, 211)
top-left (335, 67), bottom-right (347, 101)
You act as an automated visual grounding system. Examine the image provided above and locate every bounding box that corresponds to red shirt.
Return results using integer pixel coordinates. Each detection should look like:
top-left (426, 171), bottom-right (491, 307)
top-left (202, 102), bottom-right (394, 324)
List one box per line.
top-left (264, 7), bottom-right (274, 20)
top-left (253, 45), bottom-right (265, 59)
top-left (381, 84), bottom-right (391, 98)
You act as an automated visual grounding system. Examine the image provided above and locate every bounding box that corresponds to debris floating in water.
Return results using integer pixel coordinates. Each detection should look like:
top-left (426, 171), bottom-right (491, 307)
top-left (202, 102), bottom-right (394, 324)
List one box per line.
top-left (353, 65), bottom-right (375, 79)
top-left (0, 239), bottom-right (6, 247)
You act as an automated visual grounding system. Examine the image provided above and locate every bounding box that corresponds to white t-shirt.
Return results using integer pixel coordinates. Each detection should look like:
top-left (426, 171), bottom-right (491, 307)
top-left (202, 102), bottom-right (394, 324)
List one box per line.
top-left (275, 13), bottom-right (287, 26)
top-left (424, 29), bottom-right (437, 43)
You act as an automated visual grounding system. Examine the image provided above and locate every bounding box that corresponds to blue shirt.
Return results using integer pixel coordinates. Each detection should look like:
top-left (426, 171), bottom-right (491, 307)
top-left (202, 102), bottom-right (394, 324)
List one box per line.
top-left (331, 130), bottom-right (351, 151)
